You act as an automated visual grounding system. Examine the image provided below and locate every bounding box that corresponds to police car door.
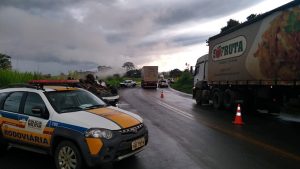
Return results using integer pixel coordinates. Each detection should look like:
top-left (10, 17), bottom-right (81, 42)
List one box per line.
top-left (1, 92), bottom-right (26, 143)
top-left (20, 92), bottom-right (51, 147)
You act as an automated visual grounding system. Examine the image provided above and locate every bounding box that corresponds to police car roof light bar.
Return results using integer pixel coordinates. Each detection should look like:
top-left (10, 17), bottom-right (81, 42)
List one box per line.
top-left (28, 80), bottom-right (80, 90)
top-left (29, 80), bottom-right (79, 84)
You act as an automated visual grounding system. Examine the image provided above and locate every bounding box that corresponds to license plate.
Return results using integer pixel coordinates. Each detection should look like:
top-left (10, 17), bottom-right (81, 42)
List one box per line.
top-left (132, 137), bottom-right (145, 150)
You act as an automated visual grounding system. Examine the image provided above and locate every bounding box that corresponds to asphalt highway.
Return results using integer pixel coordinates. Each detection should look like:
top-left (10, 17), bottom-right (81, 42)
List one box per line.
top-left (1, 87), bottom-right (300, 169)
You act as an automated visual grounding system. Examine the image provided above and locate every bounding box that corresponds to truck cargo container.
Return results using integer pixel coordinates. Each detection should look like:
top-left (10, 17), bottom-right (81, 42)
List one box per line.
top-left (193, 1), bottom-right (300, 113)
top-left (141, 66), bottom-right (158, 88)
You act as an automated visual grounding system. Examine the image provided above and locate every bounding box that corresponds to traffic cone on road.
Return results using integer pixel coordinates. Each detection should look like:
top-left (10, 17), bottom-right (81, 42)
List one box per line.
top-left (233, 104), bottom-right (243, 125)
top-left (160, 90), bottom-right (164, 98)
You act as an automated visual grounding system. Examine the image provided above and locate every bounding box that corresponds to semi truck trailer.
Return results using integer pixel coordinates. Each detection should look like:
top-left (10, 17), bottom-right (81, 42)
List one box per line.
top-left (141, 66), bottom-right (158, 88)
top-left (193, 1), bottom-right (300, 113)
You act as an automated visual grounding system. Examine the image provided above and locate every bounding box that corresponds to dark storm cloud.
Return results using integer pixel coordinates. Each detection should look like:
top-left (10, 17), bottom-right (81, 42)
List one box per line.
top-left (0, 0), bottom-right (270, 74)
top-left (0, 0), bottom-right (80, 10)
top-left (137, 33), bottom-right (208, 49)
top-left (0, 0), bottom-right (120, 10)
top-left (105, 31), bottom-right (131, 44)
top-left (155, 0), bottom-right (262, 26)
top-left (0, 6), bottom-right (113, 67)
top-left (171, 34), bottom-right (208, 47)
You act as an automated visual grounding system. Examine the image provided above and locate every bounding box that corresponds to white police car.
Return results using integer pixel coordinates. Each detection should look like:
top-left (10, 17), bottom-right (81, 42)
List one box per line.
top-left (0, 80), bottom-right (148, 169)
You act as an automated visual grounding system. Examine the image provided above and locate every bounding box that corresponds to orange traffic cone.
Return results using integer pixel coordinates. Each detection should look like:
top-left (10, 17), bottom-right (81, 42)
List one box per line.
top-left (160, 90), bottom-right (164, 98)
top-left (233, 104), bottom-right (243, 125)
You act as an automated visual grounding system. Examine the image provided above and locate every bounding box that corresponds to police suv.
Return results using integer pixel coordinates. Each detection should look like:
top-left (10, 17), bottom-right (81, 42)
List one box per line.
top-left (0, 80), bottom-right (148, 169)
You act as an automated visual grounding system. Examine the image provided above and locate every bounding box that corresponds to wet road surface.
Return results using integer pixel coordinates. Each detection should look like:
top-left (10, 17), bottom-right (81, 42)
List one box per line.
top-left (1, 87), bottom-right (300, 169)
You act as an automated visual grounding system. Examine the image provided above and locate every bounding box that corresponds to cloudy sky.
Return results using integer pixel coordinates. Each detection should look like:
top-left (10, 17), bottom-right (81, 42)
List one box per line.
top-left (0, 0), bottom-right (293, 74)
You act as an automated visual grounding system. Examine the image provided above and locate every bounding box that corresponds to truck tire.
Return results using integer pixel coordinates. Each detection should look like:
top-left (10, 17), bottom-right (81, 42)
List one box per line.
top-left (267, 101), bottom-right (281, 114)
top-left (54, 141), bottom-right (83, 169)
top-left (202, 90), bottom-right (210, 104)
top-left (268, 106), bottom-right (281, 114)
top-left (195, 90), bottom-right (202, 105)
top-left (223, 89), bottom-right (236, 110)
top-left (213, 91), bottom-right (223, 109)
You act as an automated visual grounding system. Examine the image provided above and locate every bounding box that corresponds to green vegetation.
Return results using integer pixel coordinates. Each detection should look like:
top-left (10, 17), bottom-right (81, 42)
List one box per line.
top-left (169, 68), bottom-right (182, 78)
top-left (0, 53), bottom-right (12, 70)
top-left (220, 19), bottom-right (240, 33)
top-left (0, 70), bottom-right (43, 87)
top-left (105, 76), bottom-right (124, 88)
top-left (122, 62), bottom-right (135, 71)
top-left (0, 69), bottom-right (139, 90)
top-left (170, 71), bottom-right (193, 94)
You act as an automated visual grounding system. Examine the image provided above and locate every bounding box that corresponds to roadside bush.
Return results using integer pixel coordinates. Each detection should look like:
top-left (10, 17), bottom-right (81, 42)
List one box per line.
top-left (170, 72), bottom-right (193, 94)
top-left (106, 76), bottom-right (124, 88)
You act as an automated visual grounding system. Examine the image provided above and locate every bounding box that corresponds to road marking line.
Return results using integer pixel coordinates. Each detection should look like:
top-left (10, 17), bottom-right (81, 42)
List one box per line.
top-left (116, 103), bottom-right (129, 106)
top-left (155, 101), bottom-right (193, 120)
top-left (154, 99), bottom-right (300, 162)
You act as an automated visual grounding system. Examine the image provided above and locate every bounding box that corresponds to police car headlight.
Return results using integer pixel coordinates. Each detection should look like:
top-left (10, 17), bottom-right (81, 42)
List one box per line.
top-left (85, 129), bottom-right (113, 139)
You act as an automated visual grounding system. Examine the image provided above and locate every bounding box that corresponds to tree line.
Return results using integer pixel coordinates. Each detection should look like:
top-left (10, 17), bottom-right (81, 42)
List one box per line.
top-left (221, 14), bottom-right (260, 33)
top-left (0, 53), bottom-right (12, 70)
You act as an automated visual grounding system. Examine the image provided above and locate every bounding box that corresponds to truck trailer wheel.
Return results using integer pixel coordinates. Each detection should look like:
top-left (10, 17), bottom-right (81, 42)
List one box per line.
top-left (213, 91), bottom-right (223, 109)
top-left (223, 89), bottom-right (236, 110)
top-left (195, 90), bottom-right (202, 105)
top-left (267, 100), bottom-right (281, 114)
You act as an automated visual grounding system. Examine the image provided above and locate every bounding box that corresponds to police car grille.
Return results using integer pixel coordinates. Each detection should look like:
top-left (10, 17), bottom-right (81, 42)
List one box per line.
top-left (118, 123), bottom-right (144, 134)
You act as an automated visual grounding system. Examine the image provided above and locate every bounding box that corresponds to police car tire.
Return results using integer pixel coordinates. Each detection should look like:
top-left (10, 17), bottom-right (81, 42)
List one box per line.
top-left (54, 141), bottom-right (83, 169)
top-left (0, 143), bottom-right (8, 155)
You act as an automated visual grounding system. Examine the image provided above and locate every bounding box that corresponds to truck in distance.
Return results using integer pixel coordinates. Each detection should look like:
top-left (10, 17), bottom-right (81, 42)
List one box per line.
top-left (141, 66), bottom-right (158, 89)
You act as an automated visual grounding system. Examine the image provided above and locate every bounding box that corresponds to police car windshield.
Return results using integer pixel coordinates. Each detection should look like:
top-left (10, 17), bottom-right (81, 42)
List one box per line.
top-left (45, 90), bottom-right (106, 113)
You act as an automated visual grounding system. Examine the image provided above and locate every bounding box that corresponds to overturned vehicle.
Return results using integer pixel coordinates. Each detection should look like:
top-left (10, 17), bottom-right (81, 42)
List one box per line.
top-left (76, 74), bottom-right (119, 106)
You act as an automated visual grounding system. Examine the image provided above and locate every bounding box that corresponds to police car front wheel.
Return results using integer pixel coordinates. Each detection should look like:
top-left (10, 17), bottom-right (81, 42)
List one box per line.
top-left (0, 143), bottom-right (8, 156)
top-left (54, 141), bottom-right (83, 169)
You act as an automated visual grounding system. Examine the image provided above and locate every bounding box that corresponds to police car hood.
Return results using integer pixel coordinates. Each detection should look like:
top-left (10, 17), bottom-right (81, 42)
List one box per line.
top-left (54, 106), bottom-right (143, 130)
